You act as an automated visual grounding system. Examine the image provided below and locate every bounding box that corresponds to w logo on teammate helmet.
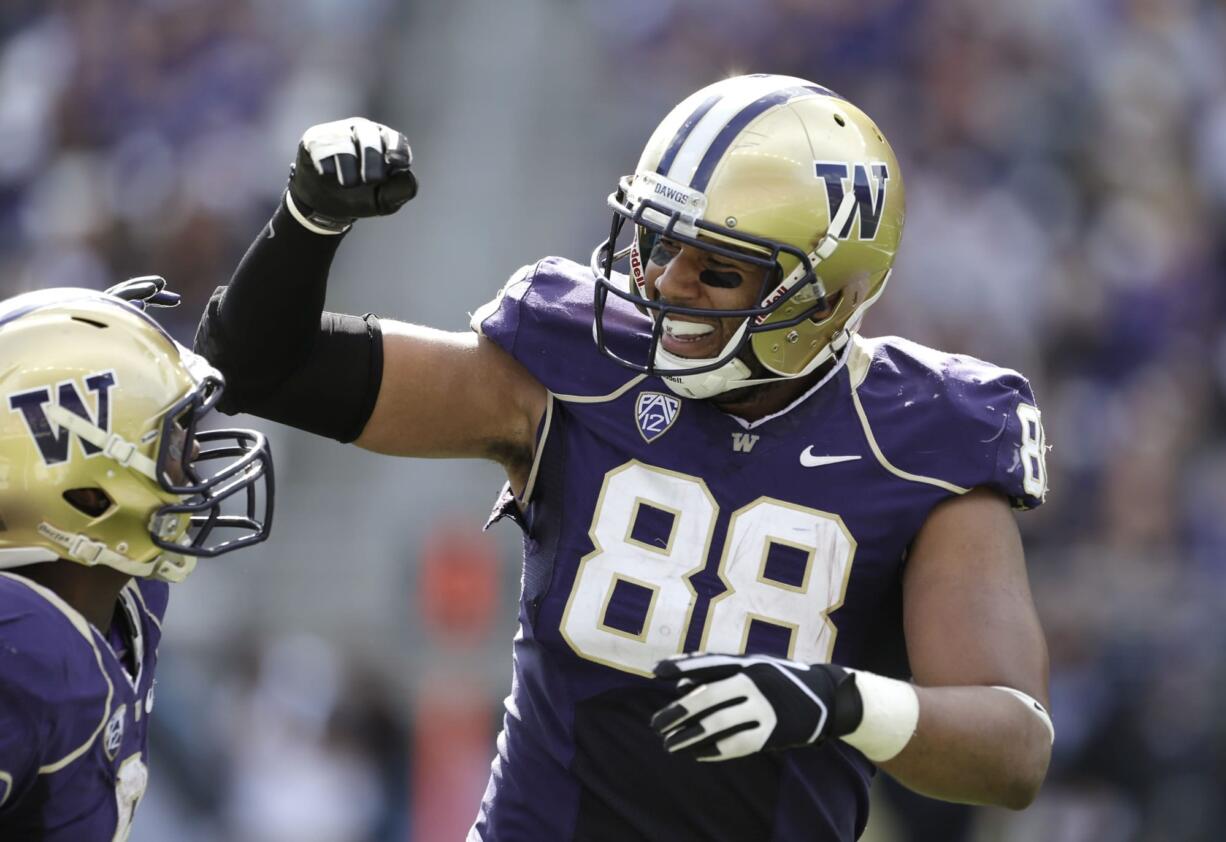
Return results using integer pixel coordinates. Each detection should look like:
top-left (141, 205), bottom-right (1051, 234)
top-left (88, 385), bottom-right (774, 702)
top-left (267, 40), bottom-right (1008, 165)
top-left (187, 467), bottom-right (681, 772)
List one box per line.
top-left (8, 371), bottom-right (117, 465)
top-left (814, 161), bottom-right (891, 240)
top-left (635, 392), bottom-right (680, 443)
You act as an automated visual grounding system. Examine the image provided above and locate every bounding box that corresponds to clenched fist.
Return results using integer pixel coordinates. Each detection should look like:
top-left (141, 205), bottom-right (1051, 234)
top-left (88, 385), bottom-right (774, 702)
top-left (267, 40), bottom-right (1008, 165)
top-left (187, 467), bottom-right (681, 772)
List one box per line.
top-left (286, 118), bottom-right (418, 234)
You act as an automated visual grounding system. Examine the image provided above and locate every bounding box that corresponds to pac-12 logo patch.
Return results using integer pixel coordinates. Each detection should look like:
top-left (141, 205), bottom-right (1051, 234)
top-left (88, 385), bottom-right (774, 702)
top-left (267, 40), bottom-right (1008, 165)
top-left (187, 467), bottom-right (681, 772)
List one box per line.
top-left (635, 391), bottom-right (680, 443)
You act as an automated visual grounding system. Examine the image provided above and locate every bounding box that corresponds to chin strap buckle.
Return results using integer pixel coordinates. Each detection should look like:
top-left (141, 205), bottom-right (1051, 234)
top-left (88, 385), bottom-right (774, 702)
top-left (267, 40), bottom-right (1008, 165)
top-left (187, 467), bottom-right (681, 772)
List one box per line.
top-left (104, 434), bottom-right (137, 466)
top-left (67, 534), bottom-right (106, 565)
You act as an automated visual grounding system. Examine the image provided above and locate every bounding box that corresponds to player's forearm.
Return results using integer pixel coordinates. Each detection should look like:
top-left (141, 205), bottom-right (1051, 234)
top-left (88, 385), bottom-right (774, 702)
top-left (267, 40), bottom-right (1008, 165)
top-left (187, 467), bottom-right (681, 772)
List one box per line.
top-left (196, 196), bottom-right (344, 388)
top-left (876, 685), bottom-right (1052, 809)
top-left (192, 200), bottom-right (386, 442)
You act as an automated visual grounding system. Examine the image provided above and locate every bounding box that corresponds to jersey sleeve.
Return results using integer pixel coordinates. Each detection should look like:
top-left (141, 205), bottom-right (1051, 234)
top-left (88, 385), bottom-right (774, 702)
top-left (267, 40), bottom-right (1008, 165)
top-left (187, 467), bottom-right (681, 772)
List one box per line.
top-left (470, 257), bottom-right (650, 397)
top-left (0, 602), bottom-right (54, 817)
top-left (0, 676), bottom-right (39, 814)
top-left (855, 337), bottom-right (1049, 510)
top-left (990, 373), bottom-right (1048, 510)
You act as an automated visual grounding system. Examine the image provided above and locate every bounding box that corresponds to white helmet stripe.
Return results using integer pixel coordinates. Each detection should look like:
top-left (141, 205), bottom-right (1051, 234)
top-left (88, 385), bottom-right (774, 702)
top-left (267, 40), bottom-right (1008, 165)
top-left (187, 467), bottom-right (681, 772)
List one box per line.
top-left (659, 75), bottom-right (835, 188)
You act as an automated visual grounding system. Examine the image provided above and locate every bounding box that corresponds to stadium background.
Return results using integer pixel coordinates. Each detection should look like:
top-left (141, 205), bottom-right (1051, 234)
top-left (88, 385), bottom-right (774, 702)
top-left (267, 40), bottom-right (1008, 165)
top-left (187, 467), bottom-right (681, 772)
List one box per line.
top-left (2, 0), bottom-right (1224, 839)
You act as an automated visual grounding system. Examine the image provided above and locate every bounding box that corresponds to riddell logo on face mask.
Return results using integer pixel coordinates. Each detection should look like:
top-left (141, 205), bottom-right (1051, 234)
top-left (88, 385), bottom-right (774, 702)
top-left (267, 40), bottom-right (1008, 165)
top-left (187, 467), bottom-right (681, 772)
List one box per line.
top-left (754, 283), bottom-right (795, 325)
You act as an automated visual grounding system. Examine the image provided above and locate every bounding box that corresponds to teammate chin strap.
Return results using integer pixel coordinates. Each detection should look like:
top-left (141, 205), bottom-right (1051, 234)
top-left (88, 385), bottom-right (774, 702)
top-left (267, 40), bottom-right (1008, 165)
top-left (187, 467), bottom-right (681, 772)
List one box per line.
top-left (43, 405), bottom-right (161, 481)
top-left (39, 404), bottom-right (200, 582)
top-left (32, 517), bottom-right (196, 583)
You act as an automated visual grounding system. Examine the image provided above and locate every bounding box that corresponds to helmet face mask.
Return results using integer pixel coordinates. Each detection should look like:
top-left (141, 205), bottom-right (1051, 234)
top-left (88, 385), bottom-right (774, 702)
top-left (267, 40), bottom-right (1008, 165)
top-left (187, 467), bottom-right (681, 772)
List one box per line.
top-left (0, 289), bottom-right (274, 583)
top-left (591, 74), bottom-right (905, 400)
top-left (146, 366), bottom-right (274, 561)
top-left (595, 187), bottom-right (832, 379)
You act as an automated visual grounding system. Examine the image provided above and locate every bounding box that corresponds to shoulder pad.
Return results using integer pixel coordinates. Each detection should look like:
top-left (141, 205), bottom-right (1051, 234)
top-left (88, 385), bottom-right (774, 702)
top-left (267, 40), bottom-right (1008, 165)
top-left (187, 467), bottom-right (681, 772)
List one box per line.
top-left (851, 336), bottom-right (1048, 509)
top-left (471, 257), bottom-right (650, 398)
top-left (131, 578), bottom-right (170, 624)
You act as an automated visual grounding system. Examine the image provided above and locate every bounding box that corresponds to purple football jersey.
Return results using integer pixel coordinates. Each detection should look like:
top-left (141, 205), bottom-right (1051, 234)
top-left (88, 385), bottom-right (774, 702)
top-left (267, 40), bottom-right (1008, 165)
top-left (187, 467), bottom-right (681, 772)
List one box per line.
top-left (469, 257), bottom-right (1047, 841)
top-left (0, 573), bottom-right (168, 841)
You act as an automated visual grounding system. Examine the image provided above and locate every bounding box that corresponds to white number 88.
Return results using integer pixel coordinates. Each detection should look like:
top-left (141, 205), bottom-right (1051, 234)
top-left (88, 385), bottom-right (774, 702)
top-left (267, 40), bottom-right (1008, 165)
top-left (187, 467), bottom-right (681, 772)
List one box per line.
top-left (561, 462), bottom-right (855, 676)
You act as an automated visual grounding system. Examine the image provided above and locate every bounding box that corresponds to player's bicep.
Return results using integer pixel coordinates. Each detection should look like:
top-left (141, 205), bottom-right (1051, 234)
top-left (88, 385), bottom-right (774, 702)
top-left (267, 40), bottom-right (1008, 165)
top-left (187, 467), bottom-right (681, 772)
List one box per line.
top-left (902, 487), bottom-right (1049, 704)
top-left (356, 320), bottom-right (547, 465)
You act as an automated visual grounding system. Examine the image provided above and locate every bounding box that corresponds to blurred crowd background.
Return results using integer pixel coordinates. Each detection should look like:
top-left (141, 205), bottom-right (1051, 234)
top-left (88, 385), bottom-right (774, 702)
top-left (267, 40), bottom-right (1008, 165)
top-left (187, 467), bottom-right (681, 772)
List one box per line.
top-left (1, 0), bottom-right (1223, 839)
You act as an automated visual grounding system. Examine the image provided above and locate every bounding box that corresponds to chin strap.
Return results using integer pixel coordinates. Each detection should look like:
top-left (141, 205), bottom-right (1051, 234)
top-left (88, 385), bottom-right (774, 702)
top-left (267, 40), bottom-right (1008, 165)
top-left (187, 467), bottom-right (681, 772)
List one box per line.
top-left (653, 192), bottom-right (862, 401)
top-left (658, 269), bottom-right (892, 401)
top-left (43, 405), bottom-right (161, 482)
top-left (34, 520), bottom-right (197, 583)
top-left (38, 406), bottom-right (197, 582)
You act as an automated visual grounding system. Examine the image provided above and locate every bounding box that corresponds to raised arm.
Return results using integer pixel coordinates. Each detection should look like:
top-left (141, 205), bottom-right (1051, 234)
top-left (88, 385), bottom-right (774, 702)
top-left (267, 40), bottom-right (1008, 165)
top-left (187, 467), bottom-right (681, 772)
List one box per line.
top-left (193, 119), bottom-right (546, 483)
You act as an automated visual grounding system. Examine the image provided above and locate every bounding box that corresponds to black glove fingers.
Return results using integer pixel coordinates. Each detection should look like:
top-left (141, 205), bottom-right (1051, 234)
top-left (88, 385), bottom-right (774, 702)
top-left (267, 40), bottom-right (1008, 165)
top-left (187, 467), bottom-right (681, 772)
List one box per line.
top-left (673, 720), bottom-right (759, 759)
top-left (374, 169), bottom-right (419, 214)
top-left (352, 119), bottom-right (385, 183)
top-left (317, 154), bottom-right (339, 183)
top-left (650, 702), bottom-right (688, 733)
top-left (652, 688), bottom-right (746, 739)
top-left (363, 145), bottom-right (386, 183)
top-left (383, 128), bottom-right (412, 171)
top-left (334, 153), bottom-right (360, 188)
top-left (105, 276), bottom-right (180, 310)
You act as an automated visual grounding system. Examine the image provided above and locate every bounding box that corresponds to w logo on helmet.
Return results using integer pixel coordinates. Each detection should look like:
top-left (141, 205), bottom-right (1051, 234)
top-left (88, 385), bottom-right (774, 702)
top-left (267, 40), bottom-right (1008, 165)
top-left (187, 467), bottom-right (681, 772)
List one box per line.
top-left (8, 371), bottom-right (117, 465)
top-left (814, 161), bottom-right (891, 240)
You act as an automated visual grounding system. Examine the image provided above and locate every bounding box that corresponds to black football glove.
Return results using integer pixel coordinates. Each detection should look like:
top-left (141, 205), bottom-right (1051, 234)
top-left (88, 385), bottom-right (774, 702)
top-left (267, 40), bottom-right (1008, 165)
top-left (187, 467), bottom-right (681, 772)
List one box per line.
top-left (287, 117), bottom-right (418, 233)
top-left (651, 653), bottom-right (863, 761)
top-left (105, 275), bottom-right (180, 310)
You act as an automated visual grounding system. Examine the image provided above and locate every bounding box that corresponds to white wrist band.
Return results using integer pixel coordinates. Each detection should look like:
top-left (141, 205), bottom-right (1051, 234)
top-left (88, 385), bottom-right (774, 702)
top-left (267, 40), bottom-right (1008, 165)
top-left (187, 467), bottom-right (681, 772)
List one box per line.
top-left (285, 192), bottom-right (349, 236)
top-left (990, 685), bottom-right (1055, 744)
top-left (840, 669), bottom-right (920, 763)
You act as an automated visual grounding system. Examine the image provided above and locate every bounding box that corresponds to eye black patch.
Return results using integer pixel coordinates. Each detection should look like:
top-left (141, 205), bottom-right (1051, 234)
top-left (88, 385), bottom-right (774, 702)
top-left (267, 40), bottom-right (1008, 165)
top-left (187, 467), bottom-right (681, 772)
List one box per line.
top-left (649, 241), bottom-right (678, 266)
top-left (699, 269), bottom-right (743, 288)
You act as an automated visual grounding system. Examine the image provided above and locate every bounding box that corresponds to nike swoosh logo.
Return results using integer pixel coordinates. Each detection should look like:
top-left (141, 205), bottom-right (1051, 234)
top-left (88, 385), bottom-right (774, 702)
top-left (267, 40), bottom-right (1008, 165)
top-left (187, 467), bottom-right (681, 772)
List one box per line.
top-left (799, 447), bottom-right (861, 468)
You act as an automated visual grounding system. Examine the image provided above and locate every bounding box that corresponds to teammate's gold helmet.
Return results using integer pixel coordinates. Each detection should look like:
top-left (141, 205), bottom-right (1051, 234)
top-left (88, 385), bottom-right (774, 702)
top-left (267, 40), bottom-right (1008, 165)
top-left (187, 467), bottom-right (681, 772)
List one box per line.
top-left (593, 74), bottom-right (905, 399)
top-left (0, 288), bottom-right (273, 582)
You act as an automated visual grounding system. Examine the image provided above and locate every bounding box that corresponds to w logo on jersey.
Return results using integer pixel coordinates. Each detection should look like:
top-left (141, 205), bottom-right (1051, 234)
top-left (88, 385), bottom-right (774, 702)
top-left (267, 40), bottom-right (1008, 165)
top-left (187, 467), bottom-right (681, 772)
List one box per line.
top-left (814, 161), bottom-right (890, 240)
top-left (635, 392), bottom-right (680, 443)
top-left (8, 371), bottom-right (116, 465)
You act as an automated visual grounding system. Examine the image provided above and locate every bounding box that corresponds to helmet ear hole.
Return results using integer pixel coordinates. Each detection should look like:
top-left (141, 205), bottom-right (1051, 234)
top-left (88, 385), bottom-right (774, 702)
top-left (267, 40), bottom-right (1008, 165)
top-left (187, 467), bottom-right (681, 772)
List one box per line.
top-left (809, 291), bottom-right (843, 323)
top-left (63, 488), bottom-right (114, 518)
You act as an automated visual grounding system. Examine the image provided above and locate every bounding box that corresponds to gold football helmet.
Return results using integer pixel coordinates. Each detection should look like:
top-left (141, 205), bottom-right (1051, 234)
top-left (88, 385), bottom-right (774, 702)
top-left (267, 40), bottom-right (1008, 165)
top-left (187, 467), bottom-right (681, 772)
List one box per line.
top-left (593, 74), bottom-right (905, 399)
top-left (0, 287), bottom-right (273, 582)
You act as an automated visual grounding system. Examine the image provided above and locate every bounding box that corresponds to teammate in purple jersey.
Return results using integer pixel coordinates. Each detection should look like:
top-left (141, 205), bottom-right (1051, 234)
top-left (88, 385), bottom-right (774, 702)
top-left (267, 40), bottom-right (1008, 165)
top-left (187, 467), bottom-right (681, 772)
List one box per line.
top-left (0, 280), bottom-right (273, 841)
top-left (195, 74), bottom-right (1054, 840)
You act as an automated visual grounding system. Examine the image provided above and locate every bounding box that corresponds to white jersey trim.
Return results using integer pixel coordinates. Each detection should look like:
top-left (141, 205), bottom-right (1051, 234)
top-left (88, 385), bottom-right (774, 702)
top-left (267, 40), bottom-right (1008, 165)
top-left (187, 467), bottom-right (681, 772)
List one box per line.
top-left (552, 374), bottom-right (647, 404)
top-left (518, 392), bottom-right (554, 505)
top-left (848, 348), bottom-right (971, 496)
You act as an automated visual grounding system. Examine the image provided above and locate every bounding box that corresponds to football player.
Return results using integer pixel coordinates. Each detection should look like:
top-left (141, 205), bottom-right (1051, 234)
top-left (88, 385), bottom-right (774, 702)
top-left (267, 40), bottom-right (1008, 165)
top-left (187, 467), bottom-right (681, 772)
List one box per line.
top-left (0, 278), bottom-right (274, 841)
top-left (195, 75), bottom-right (1053, 840)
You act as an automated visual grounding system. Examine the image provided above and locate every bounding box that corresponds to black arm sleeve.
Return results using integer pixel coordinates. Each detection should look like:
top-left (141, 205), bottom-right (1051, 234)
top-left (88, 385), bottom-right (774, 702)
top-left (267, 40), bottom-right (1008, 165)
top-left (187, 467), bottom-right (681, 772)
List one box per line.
top-left (193, 196), bottom-right (384, 443)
